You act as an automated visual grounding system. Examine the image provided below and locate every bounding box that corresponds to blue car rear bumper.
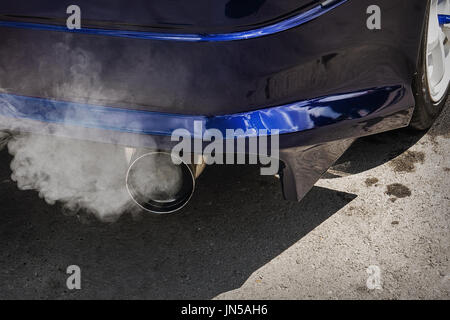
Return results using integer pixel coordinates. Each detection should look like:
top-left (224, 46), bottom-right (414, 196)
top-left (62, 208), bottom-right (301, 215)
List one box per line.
top-left (0, 0), bottom-right (426, 202)
top-left (0, 85), bottom-right (407, 139)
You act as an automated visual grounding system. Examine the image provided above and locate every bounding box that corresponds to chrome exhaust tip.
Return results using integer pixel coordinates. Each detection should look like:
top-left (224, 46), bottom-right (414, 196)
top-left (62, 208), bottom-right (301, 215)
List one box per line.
top-left (125, 151), bottom-right (196, 214)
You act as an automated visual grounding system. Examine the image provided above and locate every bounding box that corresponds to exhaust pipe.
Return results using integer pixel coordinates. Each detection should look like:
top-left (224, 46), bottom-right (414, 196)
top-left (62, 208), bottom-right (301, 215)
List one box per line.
top-left (0, 131), bottom-right (11, 149)
top-left (125, 150), bottom-right (204, 214)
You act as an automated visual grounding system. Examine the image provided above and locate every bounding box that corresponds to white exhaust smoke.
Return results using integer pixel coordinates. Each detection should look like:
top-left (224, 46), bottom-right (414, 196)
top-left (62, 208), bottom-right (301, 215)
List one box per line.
top-left (0, 44), bottom-right (190, 220)
top-left (7, 134), bottom-right (135, 221)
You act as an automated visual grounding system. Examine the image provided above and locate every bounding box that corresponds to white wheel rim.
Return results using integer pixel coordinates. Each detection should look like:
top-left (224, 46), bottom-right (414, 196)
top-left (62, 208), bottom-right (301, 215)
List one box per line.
top-left (426, 0), bottom-right (450, 102)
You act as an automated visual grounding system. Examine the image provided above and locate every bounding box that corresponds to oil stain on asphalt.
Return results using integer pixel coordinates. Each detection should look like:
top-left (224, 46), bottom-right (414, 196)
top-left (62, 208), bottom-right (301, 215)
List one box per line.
top-left (389, 151), bottom-right (425, 173)
top-left (385, 183), bottom-right (412, 198)
top-left (365, 177), bottom-right (379, 187)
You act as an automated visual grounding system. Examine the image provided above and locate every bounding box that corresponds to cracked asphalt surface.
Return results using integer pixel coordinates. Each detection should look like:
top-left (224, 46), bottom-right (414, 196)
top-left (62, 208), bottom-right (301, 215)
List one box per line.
top-left (0, 100), bottom-right (448, 300)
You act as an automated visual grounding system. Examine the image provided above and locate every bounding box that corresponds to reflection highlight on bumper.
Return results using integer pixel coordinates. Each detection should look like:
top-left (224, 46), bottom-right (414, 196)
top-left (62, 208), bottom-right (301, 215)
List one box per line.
top-left (0, 1), bottom-right (347, 42)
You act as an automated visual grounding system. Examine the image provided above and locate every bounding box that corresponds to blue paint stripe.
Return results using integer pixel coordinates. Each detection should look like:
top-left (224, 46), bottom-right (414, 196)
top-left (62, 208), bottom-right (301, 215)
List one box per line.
top-left (0, 1), bottom-right (347, 42)
top-left (438, 14), bottom-right (450, 25)
top-left (0, 85), bottom-right (404, 138)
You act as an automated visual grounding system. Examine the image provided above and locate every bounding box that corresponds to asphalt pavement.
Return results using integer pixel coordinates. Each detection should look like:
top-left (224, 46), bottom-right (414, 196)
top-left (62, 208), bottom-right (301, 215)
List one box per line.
top-left (0, 99), bottom-right (448, 299)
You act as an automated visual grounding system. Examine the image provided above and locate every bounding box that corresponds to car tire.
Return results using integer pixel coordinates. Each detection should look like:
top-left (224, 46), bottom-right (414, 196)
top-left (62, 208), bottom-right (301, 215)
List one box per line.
top-left (410, 0), bottom-right (450, 130)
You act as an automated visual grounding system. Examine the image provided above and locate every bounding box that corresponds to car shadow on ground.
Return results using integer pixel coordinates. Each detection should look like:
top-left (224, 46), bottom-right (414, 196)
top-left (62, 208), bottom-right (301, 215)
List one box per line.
top-left (325, 102), bottom-right (450, 177)
top-left (323, 127), bottom-right (426, 178)
top-left (0, 151), bottom-right (355, 299)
